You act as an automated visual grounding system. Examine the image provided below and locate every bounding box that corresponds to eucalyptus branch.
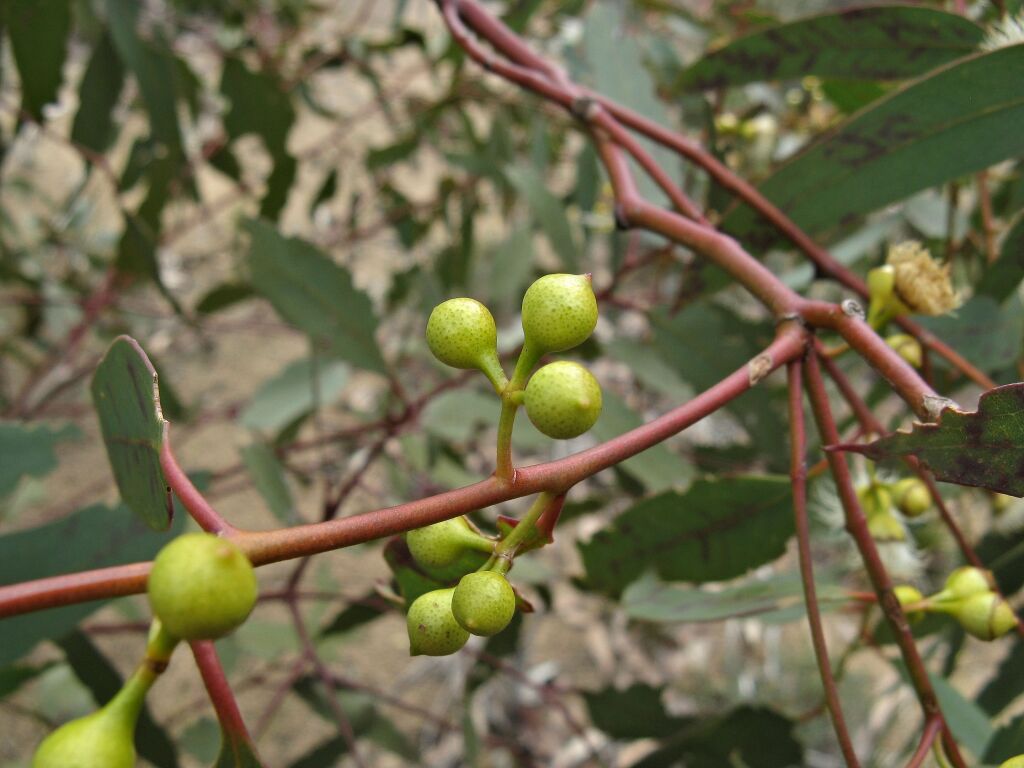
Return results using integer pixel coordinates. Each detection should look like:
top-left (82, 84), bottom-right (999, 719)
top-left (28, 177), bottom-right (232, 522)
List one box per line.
top-left (803, 354), bottom-right (967, 768)
top-left (787, 360), bottom-right (860, 767)
top-left (0, 326), bottom-right (807, 619)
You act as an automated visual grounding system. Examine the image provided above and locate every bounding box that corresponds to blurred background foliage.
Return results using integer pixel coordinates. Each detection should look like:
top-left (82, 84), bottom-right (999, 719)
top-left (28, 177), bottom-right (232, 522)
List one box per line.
top-left (1, 0), bottom-right (1023, 766)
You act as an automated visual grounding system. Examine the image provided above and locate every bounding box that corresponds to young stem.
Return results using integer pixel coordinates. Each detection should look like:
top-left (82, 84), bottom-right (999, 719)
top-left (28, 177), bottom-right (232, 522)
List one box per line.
top-left (190, 640), bottom-right (256, 743)
top-left (803, 354), bottom-right (967, 768)
top-left (493, 491), bottom-right (554, 567)
top-left (495, 343), bottom-right (541, 482)
top-left (787, 361), bottom-right (861, 768)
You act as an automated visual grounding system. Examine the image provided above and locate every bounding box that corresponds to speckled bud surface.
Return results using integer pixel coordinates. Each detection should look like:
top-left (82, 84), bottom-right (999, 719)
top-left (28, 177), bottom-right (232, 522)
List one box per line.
top-left (147, 532), bottom-right (257, 640)
top-left (524, 361), bottom-right (602, 439)
top-left (406, 588), bottom-right (469, 656)
top-left (520, 274), bottom-right (597, 354)
top-left (452, 571), bottom-right (516, 637)
top-left (426, 298), bottom-right (498, 369)
top-left (407, 517), bottom-right (487, 569)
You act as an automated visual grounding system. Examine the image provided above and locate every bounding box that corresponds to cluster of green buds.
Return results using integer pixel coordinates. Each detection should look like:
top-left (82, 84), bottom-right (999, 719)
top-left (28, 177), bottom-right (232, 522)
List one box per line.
top-left (403, 516), bottom-right (517, 655)
top-left (425, 273), bottom-right (602, 441)
top-left (895, 566), bottom-right (1019, 641)
top-left (408, 274), bottom-right (603, 656)
top-left (859, 476), bottom-right (933, 542)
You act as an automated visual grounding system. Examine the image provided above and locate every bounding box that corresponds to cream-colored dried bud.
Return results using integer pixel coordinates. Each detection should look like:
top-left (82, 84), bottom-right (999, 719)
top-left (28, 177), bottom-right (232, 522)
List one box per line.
top-left (887, 241), bottom-right (959, 316)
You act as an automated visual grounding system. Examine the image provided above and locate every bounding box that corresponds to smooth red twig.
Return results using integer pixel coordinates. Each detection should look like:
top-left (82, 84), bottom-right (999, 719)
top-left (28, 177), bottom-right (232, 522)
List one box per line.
top-left (804, 354), bottom-right (966, 768)
top-left (189, 640), bottom-right (257, 743)
top-left (905, 716), bottom-right (942, 768)
top-left (788, 360), bottom-right (860, 767)
top-left (161, 430), bottom-right (237, 536)
top-left (0, 327), bottom-right (808, 619)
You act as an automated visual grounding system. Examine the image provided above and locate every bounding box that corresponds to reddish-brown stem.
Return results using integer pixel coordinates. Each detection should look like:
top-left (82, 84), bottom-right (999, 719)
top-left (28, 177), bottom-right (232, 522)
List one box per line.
top-left (0, 328), bottom-right (808, 619)
top-left (816, 349), bottom-right (1024, 639)
top-left (161, 433), bottom-right (237, 536)
top-left (906, 717), bottom-right (942, 768)
top-left (190, 640), bottom-right (257, 743)
top-left (803, 354), bottom-right (967, 768)
top-left (787, 360), bottom-right (860, 767)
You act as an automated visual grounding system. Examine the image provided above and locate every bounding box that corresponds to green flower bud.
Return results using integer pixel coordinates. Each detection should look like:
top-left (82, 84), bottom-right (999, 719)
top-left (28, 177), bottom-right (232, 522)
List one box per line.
top-left (885, 334), bottom-right (923, 368)
top-left (425, 299), bottom-right (504, 389)
top-left (999, 755), bottom-right (1024, 768)
top-left (867, 510), bottom-right (905, 542)
top-left (943, 566), bottom-right (994, 601)
top-left (452, 571), bottom-right (516, 637)
top-left (524, 361), bottom-right (602, 439)
top-left (406, 517), bottom-right (492, 571)
top-left (520, 274), bottom-right (598, 355)
top-left (894, 585), bottom-right (925, 612)
top-left (953, 592), bottom-right (1017, 641)
top-left (148, 532), bottom-right (257, 641)
top-left (406, 588), bottom-right (469, 656)
top-left (33, 666), bottom-right (154, 768)
top-left (891, 477), bottom-right (931, 518)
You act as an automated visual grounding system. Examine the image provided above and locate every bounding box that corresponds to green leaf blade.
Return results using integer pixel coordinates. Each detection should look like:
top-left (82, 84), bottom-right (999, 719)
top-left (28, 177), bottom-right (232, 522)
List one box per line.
top-left (678, 6), bottom-right (983, 90)
top-left (846, 384), bottom-right (1024, 496)
top-left (578, 476), bottom-right (794, 595)
top-left (89, 336), bottom-right (172, 531)
top-left (246, 220), bottom-right (387, 374)
top-left (725, 44), bottom-right (1024, 245)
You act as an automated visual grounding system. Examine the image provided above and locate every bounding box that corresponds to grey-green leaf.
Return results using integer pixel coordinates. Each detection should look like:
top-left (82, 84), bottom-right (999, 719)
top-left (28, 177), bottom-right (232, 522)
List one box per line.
top-left (90, 336), bottom-right (172, 530)
top-left (578, 476), bottom-right (794, 594)
top-left (0, 502), bottom-right (184, 666)
top-left (5, 0), bottom-right (72, 118)
top-left (725, 44), bottom-right (1024, 245)
top-left (0, 421), bottom-right (80, 497)
top-left (678, 6), bottom-right (982, 90)
top-left (246, 219), bottom-right (387, 374)
top-left (240, 442), bottom-right (296, 525)
top-left (239, 358), bottom-right (349, 434)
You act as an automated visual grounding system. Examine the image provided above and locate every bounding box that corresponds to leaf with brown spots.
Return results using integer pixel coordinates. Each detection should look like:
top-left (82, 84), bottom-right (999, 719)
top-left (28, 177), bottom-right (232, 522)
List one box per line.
top-left (833, 384), bottom-right (1024, 497)
top-left (90, 335), bottom-right (172, 530)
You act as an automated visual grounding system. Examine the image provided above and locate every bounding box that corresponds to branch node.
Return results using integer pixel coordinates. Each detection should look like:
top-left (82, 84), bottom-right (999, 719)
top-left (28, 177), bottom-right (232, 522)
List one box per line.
top-left (570, 95), bottom-right (600, 123)
top-left (613, 204), bottom-right (632, 230)
top-left (841, 299), bottom-right (865, 320)
top-left (748, 353), bottom-right (774, 386)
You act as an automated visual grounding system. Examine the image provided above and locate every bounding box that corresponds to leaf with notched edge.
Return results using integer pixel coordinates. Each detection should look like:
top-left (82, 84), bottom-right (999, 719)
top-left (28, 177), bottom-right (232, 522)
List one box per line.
top-left (832, 384), bottom-right (1024, 497)
top-left (90, 336), bottom-right (172, 530)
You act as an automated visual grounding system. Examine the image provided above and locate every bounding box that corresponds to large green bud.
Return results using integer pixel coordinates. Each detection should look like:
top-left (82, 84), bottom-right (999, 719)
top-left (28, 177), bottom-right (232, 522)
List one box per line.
top-left (953, 592), bottom-right (1017, 641)
top-left (406, 588), bottom-right (470, 656)
top-left (33, 666), bottom-right (154, 768)
top-left (406, 517), bottom-right (493, 571)
top-left (452, 571), bottom-right (516, 637)
top-left (425, 298), bottom-right (505, 389)
top-left (523, 361), bottom-right (602, 439)
top-left (147, 532), bottom-right (258, 640)
top-left (520, 274), bottom-right (598, 355)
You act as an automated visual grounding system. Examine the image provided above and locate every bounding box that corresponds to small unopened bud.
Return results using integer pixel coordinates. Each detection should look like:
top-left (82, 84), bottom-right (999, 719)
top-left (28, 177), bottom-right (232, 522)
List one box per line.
top-left (885, 334), bottom-right (923, 368)
top-left (953, 592), bottom-right (1017, 640)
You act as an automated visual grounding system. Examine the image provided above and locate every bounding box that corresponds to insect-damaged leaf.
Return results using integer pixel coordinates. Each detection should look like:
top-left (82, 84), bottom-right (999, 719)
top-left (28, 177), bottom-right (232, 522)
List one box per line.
top-left (90, 336), bottom-right (172, 530)
top-left (833, 384), bottom-right (1024, 497)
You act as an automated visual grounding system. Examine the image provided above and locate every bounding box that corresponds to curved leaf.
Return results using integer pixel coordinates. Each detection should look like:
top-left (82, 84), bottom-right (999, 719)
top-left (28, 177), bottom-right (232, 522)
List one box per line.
top-left (246, 220), bottom-right (387, 374)
top-left (725, 44), bottom-right (1024, 244)
top-left (90, 336), bottom-right (172, 530)
top-left (678, 6), bottom-right (982, 90)
top-left (836, 384), bottom-right (1024, 496)
top-left (5, 0), bottom-right (71, 118)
